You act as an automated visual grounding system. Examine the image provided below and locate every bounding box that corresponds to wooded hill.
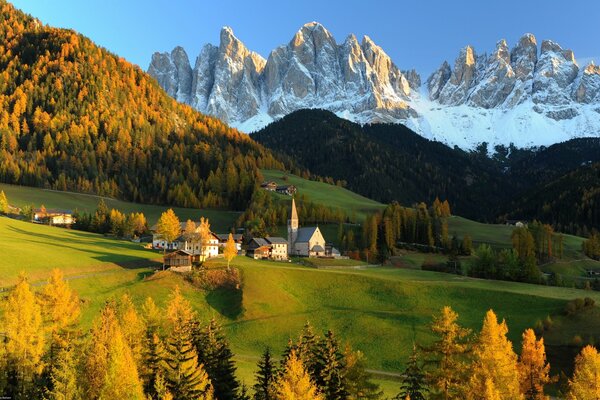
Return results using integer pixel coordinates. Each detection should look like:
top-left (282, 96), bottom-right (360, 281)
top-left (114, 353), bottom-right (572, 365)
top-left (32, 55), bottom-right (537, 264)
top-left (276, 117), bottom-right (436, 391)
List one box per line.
top-left (252, 109), bottom-right (600, 235)
top-left (0, 1), bottom-right (281, 210)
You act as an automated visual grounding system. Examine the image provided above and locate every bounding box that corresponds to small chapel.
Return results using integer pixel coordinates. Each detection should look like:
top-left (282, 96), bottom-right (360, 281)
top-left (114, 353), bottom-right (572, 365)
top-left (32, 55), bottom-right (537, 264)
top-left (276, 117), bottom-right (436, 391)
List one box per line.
top-left (287, 198), bottom-right (327, 257)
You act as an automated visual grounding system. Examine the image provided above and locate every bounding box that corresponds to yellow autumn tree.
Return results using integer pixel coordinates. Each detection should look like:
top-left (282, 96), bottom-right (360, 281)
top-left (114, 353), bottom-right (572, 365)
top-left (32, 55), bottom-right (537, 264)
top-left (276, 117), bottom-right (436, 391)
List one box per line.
top-left (84, 303), bottom-right (144, 399)
top-left (156, 209), bottom-right (181, 263)
top-left (567, 345), bottom-right (600, 400)
top-left (182, 219), bottom-right (197, 243)
top-left (40, 269), bottom-right (81, 349)
top-left (198, 217), bottom-right (212, 262)
top-left (224, 233), bottom-right (237, 270)
top-left (45, 346), bottom-right (82, 400)
top-left (116, 294), bottom-right (146, 374)
top-left (483, 379), bottom-right (501, 400)
top-left (518, 329), bottom-right (551, 400)
top-left (275, 349), bottom-right (323, 400)
top-left (0, 190), bottom-right (9, 213)
top-left (1, 274), bottom-right (45, 396)
top-left (468, 309), bottom-right (522, 400)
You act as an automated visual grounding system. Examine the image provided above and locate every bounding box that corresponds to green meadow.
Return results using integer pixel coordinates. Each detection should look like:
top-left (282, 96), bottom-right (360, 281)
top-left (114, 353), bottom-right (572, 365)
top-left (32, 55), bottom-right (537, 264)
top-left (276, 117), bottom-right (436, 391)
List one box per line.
top-left (0, 182), bottom-right (240, 229)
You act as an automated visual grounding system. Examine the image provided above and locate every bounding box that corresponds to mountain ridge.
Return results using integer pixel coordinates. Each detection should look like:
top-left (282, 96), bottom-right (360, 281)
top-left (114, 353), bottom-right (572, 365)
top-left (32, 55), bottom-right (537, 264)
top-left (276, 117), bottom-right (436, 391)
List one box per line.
top-left (149, 23), bottom-right (600, 149)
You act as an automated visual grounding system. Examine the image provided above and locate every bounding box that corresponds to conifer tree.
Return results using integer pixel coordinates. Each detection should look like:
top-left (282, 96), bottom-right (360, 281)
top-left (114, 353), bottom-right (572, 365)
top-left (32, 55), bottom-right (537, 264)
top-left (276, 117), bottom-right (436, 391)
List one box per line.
top-left (518, 329), bottom-right (551, 400)
top-left (116, 294), bottom-right (146, 376)
top-left (567, 345), bottom-right (600, 400)
top-left (224, 233), bottom-right (238, 270)
top-left (316, 330), bottom-right (348, 400)
top-left (45, 346), bottom-right (81, 400)
top-left (84, 302), bottom-right (145, 399)
top-left (294, 322), bottom-right (320, 381)
top-left (141, 297), bottom-right (165, 397)
top-left (0, 190), bottom-right (8, 213)
top-left (423, 306), bottom-right (471, 400)
top-left (343, 347), bottom-right (382, 400)
top-left (483, 379), bottom-right (501, 400)
top-left (468, 310), bottom-right (522, 400)
top-left (275, 350), bottom-right (323, 400)
top-left (397, 345), bottom-right (427, 400)
top-left (1, 274), bottom-right (45, 397)
top-left (194, 318), bottom-right (239, 400)
top-left (163, 287), bottom-right (213, 400)
top-left (254, 348), bottom-right (278, 400)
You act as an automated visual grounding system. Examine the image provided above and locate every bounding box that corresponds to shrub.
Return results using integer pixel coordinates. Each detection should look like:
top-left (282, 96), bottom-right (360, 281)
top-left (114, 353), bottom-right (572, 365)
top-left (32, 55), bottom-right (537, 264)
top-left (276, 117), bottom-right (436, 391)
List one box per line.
top-left (185, 268), bottom-right (242, 291)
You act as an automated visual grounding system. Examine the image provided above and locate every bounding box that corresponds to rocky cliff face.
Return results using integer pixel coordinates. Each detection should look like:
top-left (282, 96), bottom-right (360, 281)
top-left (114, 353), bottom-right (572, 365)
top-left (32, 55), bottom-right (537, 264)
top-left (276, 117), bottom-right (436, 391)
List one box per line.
top-left (149, 26), bottom-right (600, 149)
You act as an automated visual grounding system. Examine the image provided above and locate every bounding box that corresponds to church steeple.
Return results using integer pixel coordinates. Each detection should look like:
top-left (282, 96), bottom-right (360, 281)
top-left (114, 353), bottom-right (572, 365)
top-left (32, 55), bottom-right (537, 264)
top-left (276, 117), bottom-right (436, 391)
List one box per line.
top-left (288, 198), bottom-right (299, 255)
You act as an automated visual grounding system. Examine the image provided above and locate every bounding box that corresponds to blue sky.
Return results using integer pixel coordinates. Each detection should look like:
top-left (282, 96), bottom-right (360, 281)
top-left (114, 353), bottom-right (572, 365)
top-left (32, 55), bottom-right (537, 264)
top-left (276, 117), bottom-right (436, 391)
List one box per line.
top-left (11, 0), bottom-right (600, 76)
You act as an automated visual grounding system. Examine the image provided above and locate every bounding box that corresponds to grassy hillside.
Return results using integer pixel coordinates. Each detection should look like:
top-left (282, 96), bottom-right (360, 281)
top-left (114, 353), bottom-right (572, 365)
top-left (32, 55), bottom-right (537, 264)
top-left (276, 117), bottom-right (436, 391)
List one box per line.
top-left (0, 182), bottom-right (240, 229)
top-left (261, 169), bottom-right (385, 221)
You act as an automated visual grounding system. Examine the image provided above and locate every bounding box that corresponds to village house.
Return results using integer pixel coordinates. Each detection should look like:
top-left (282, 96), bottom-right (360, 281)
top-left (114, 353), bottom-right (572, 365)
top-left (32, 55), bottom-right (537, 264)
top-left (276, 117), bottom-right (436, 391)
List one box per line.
top-left (33, 208), bottom-right (74, 225)
top-left (163, 249), bottom-right (193, 272)
top-left (246, 237), bottom-right (289, 260)
top-left (260, 181), bottom-right (278, 191)
top-left (151, 221), bottom-right (219, 260)
top-left (216, 233), bottom-right (243, 252)
top-left (266, 237), bottom-right (288, 260)
top-left (276, 185), bottom-right (297, 196)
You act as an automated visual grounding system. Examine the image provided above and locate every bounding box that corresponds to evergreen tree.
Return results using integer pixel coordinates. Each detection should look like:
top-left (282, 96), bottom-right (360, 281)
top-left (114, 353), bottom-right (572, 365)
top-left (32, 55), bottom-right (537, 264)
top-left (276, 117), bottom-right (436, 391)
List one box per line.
top-left (316, 330), bottom-right (348, 400)
top-left (423, 306), bottom-right (471, 400)
top-left (275, 350), bottom-right (323, 400)
top-left (194, 318), bottom-right (239, 400)
top-left (397, 345), bottom-right (427, 400)
top-left (44, 346), bottom-right (81, 400)
top-left (518, 329), bottom-right (551, 400)
top-left (253, 348), bottom-right (278, 400)
top-left (567, 345), bottom-right (600, 400)
top-left (163, 288), bottom-right (213, 400)
top-left (1, 274), bottom-right (45, 398)
top-left (468, 310), bottom-right (522, 400)
top-left (343, 347), bottom-right (382, 400)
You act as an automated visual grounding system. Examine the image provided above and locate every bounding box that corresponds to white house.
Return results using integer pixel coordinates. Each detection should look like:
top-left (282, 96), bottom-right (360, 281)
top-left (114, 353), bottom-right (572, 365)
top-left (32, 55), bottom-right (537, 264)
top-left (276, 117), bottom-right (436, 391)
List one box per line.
top-left (33, 208), bottom-right (74, 225)
top-left (176, 232), bottom-right (219, 260)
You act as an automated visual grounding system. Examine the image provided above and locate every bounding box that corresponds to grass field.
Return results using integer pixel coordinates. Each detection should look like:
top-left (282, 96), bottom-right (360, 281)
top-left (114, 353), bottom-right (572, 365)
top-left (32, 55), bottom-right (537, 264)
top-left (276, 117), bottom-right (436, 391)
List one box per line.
top-left (0, 182), bottom-right (240, 229)
top-left (3, 218), bottom-right (599, 396)
top-left (261, 169), bottom-right (385, 221)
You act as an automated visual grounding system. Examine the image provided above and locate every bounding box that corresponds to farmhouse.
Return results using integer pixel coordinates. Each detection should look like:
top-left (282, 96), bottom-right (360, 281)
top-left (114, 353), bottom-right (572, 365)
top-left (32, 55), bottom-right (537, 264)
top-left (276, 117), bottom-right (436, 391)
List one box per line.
top-left (151, 221), bottom-right (219, 260)
top-left (163, 249), bottom-right (193, 272)
top-left (276, 185), bottom-right (297, 196)
top-left (246, 237), bottom-right (289, 260)
top-left (260, 181), bottom-right (277, 191)
top-left (216, 233), bottom-right (243, 252)
top-left (287, 198), bottom-right (337, 257)
top-left (33, 208), bottom-right (74, 225)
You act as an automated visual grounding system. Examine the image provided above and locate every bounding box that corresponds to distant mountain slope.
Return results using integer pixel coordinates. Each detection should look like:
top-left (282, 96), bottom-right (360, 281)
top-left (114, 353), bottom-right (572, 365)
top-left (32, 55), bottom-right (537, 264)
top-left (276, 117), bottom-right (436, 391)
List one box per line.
top-left (0, 1), bottom-right (281, 210)
top-left (149, 23), bottom-right (600, 149)
top-left (252, 109), bottom-right (600, 231)
top-left (252, 109), bottom-right (507, 220)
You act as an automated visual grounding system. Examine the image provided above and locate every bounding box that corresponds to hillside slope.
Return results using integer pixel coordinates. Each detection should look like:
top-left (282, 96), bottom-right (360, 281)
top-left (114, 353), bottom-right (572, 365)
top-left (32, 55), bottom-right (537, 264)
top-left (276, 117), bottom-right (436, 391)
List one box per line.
top-left (0, 1), bottom-right (280, 210)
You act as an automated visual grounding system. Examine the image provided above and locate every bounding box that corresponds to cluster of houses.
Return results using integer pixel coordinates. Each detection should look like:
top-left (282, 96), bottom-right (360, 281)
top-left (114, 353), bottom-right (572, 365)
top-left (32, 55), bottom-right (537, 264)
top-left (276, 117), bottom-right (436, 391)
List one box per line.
top-left (260, 181), bottom-right (297, 196)
top-left (33, 208), bottom-right (75, 225)
top-left (156, 198), bottom-right (340, 271)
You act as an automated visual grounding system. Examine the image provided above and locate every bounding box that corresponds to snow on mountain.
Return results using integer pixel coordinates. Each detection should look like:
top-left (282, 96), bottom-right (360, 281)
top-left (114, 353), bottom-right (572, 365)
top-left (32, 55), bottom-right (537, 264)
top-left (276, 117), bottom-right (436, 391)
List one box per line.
top-left (148, 25), bottom-right (600, 149)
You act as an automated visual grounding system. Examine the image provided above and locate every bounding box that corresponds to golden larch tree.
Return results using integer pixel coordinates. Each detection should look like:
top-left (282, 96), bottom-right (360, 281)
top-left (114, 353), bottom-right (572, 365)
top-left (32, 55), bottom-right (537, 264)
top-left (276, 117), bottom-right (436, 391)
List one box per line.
top-left (567, 345), bottom-right (600, 400)
top-left (518, 329), bottom-right (551, 400)
top-left (84, 303), bottom-right (144, 400)
top-left (116, 293), bottom-right (146, 374)
top-left (156, 209), bottom-right (181, 268)
top-left (45, 346), bottom-right (82, 400)
top-left (198, 217), bottom-right (212, 262)
top-left (224, 233), bottom-right (237, 270)
top-left (483, 379), bottom-right (501, 400)
top-left (468, 309), bottom-right (522, 400)
top-left (2, 274), bottom-right (45, 396)
top-left (275, 349), bottom-right (323, 400)
top-left (40, 269), bottom-right (81, 348)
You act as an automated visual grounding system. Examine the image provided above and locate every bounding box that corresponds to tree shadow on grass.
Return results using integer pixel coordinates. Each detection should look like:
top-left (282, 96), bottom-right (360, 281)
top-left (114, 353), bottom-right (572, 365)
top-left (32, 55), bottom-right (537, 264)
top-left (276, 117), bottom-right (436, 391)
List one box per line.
top-left (205, 287), bottom-right (244, 320)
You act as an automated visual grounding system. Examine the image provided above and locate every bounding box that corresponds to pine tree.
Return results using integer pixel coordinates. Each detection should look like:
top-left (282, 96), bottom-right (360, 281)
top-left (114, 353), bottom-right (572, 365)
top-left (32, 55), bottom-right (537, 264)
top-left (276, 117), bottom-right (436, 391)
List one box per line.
top-left (294, 322), bottom-right (320, 381)
top-left (0, 190), bottom-right (8, 213)
top-left (567, 345), bottom-right (600, 400)
top-left (518, 329), bottom-right (551, 400)
top-left (141, 297), bottom-right (165, 397)
top-left (84, 302), bottom-right (145, 399)
top-left (275, 350), bottom-right (323, 400)
top-left (423, 306), bottom-right (471, 400)
top-left (468, 310), bottom-right (522, 400)
top-left (163, 287), bottom-right (213, 400)
top-left (1, 274), bottom-right (45, 397)
top-left (397, 345), bottom-right (427, 400)
top-left (224, 233), bottom-right (238, 270)
top-left (254, 348), bottom-right (278, 400)
top-left (343, 347), bottom-right (382, 400)
top-left (194, 318), bottom-right (239, 400)
top-left (316, 330), bottom-right (348, 400)
top-left (44, 346), bottom-right (81, 400)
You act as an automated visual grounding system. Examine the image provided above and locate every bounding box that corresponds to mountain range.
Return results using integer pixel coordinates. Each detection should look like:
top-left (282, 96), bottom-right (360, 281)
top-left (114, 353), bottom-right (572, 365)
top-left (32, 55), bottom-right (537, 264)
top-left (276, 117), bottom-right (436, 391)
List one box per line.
top-left (148, 22), bottom-right (600, 149)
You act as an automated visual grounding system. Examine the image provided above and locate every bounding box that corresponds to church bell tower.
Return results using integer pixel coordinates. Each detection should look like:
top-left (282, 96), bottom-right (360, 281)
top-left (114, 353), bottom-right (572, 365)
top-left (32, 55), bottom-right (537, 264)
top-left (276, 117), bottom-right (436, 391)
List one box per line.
top-left (287, 198), bottom-right (299, 255)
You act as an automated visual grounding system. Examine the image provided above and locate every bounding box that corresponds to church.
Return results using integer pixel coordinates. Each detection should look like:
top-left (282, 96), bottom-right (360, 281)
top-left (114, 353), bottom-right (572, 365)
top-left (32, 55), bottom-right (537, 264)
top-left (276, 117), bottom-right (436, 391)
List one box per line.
top-left (287, 198), bottom-right (327, 257)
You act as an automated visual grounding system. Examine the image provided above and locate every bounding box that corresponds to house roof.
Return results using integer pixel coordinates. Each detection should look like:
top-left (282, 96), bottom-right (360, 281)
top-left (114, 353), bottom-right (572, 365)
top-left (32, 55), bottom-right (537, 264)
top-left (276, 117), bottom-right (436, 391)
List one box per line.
top-left (295, 227), bottom-right (319, 243)
top-left (311, 245), bottom-right (325, 252)
top-left (164, 249), bottom-right (192, 258)
top-left (266, 237), bottom-right (288, 244)
top-left (251, 238), bottom-right (270, 247)
top-left (216, 233), bottom-right (243, 242)
top-left (34, 208), bottom-right (73, 215)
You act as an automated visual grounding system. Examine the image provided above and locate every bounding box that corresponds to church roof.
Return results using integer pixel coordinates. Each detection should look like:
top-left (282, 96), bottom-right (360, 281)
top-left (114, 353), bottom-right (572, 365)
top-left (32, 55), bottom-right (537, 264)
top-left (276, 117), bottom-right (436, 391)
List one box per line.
top-left (295, 227), bottom-right (319, 243)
